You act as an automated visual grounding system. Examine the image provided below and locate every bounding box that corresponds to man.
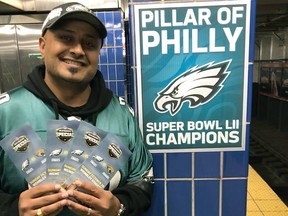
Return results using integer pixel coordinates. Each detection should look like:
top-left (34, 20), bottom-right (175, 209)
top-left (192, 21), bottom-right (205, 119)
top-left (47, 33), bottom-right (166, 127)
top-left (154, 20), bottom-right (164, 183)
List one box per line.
top-left (0, 2), bottom-right (153, 216)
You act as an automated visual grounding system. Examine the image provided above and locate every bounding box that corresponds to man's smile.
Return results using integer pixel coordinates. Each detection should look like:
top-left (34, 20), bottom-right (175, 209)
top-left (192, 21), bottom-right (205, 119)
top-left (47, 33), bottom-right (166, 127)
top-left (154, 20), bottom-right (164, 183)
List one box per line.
top-left (61, 58), bottom-right (86, 67)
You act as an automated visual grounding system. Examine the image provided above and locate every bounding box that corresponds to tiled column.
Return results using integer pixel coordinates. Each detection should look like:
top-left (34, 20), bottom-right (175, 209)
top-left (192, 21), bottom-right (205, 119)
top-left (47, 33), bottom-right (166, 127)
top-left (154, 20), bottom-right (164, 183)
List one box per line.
top-left (127, 1), bottom-right (257, 216)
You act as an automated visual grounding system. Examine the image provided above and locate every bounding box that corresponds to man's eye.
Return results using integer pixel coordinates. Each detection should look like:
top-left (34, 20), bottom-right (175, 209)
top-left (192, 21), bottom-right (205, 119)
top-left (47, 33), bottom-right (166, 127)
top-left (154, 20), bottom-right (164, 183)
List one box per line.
top-left (85, 41), bottom-right (94, 47)
top-left (84, 41), bottom-right (97, 48)
top-left (60, 35), bottom-right (72, 41)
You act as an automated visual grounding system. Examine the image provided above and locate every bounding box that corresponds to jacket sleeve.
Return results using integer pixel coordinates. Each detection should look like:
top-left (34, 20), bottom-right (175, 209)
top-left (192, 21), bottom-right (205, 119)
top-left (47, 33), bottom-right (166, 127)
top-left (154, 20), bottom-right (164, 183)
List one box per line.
top-left (0, 191), bottom-right (19, 216)
top-left (112, 180), bottom-right (153, 216)
top-left (0, 148), bottom-right (26, 216)
top-left (112, 104), bottom-right (154, 216)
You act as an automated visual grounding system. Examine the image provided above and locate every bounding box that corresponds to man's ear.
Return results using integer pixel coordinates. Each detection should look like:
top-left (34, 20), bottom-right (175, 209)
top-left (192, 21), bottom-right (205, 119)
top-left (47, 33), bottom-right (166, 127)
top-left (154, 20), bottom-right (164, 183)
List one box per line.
top-left (39, 37), bottom-right (46, 59)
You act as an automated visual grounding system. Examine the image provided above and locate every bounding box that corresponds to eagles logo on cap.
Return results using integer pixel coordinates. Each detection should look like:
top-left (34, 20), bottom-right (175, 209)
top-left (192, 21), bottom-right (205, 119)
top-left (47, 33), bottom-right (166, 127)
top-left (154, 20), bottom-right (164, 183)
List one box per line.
top-left (41, 2), bottom-right (107, 41)
top-left (108, 143), bottom-right (122, 159)
top-left (11, 136), bottom-right (30, 152)
top-left (84, 132), bottom-right (101, 147)
top-left (56, 127), bottom-right (74, 142)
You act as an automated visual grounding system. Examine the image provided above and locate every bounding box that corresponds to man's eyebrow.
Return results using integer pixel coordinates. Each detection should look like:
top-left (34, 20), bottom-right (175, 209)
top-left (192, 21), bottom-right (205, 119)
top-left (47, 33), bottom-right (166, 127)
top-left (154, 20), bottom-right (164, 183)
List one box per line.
top-left (56, 28), bottom-right (99, 39)
top-left (55, 28), bottom-right (73, 33)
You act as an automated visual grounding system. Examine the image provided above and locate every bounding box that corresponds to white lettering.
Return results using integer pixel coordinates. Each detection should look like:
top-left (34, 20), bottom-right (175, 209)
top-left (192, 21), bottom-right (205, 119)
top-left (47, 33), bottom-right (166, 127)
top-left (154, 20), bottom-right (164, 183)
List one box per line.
top-left (141, 11), bottom-right (154, 28)
top-left (146, 121), bottom-right (185, 132)
top-left (142, 31), bottom-right (160, 55)
top-left (161, 30), bottom-right (180, 54)
top-left (142, 27), bottom-right (242, 55)
top-left (232, 7), bottom-right (244, 24)
top-left (223, 27), bottom-right (242, 51)
top-left (217, 7), bottom-right (231, 25)
top-left (145, 130), bottom-right (240, 145)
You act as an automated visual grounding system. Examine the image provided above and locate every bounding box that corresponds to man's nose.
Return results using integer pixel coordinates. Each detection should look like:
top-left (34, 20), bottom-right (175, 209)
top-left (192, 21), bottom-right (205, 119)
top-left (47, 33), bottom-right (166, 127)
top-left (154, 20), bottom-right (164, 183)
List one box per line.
top-left (69, 42), bottom-right (85, 56)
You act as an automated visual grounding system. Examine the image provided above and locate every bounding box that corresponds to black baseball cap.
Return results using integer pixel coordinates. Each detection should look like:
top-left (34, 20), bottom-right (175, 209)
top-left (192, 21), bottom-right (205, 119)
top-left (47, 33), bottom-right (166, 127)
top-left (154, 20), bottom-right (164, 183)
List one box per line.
top-left (41, 2), bottom-right (107, 40)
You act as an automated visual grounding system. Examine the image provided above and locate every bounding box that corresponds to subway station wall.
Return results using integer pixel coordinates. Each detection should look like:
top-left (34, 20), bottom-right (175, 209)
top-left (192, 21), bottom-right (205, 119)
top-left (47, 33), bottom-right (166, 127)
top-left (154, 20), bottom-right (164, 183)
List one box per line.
top-left (0, 10), bottom-right (126, 99)
top-left (254, 29), bottom-right (288, 83)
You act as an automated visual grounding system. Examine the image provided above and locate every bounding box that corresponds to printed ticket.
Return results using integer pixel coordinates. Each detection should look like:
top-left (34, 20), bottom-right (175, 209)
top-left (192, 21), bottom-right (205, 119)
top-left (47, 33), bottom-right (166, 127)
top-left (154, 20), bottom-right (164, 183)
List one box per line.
top-left (64, 132), bottom-right (132, 189)
top-left (58, 120), bottom-right (108, 188)
top-left (0, 120), bottom-right (132, 190)
top-left (0, 124), bottom-right (46, 187)
top-left (46, 120), bottom-right (80, 182)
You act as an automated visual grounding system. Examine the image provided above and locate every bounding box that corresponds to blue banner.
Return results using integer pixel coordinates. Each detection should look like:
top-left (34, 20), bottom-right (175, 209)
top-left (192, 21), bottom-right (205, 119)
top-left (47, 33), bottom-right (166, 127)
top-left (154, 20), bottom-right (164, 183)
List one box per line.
top-left (133, 1), bottom-right (251, 152)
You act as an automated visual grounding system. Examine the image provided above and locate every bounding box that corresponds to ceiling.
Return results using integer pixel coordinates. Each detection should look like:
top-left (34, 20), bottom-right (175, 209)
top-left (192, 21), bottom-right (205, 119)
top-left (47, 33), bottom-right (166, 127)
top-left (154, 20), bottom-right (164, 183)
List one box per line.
top-left (256, 0), bottom-right (288, 34)
top-left (0, 0), bottom-right (287, 34)
top-left (0, 0), bottom-right (122, 13)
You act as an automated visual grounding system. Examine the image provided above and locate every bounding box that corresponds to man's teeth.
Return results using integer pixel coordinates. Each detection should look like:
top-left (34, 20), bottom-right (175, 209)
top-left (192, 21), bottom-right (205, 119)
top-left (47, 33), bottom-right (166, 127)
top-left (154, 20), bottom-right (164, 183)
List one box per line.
top-left (64, 60), bottom-right (82, 66)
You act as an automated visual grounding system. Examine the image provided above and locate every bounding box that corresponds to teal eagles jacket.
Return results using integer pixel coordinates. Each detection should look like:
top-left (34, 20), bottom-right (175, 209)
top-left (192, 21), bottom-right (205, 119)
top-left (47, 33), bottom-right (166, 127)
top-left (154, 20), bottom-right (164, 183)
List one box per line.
top-left (0, 64), bottom-right (154, 216)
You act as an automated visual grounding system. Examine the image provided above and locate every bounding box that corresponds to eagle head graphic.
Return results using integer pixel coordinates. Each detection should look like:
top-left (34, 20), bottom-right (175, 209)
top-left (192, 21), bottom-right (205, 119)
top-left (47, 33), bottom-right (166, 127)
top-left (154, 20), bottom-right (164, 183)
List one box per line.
top-left (153, 60), bottom-right (232, 116)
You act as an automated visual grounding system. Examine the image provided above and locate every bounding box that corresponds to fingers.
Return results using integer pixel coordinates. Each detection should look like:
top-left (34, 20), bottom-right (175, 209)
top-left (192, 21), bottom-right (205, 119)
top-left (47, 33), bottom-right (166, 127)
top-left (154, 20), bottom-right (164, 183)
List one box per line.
top-left (72, 180), bottom-right (102, 197)
top-left (20, 184), bottom-right (68, 206)
top-left (34, 199), bottom-right (66, 216)
top-left (67, 199), bottom-right (95, 216)
top-left (67, 187), bottom-right (97, 209)
top-left (66, 181), bottom-right (121, 216)
top-left (19, 183), bottom-right (68, 216)
top-left (34, 188), bottom-right (69, 208)
top-left (68, 180), bottom-right (104, 207)
top-left (27, 183), bottom-right (64, 198)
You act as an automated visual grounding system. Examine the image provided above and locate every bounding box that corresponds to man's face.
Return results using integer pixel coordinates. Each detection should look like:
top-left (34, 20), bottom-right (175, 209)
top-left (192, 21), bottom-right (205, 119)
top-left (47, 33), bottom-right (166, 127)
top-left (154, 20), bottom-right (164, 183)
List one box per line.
top-left (39, 19), bottom-right (102, 86)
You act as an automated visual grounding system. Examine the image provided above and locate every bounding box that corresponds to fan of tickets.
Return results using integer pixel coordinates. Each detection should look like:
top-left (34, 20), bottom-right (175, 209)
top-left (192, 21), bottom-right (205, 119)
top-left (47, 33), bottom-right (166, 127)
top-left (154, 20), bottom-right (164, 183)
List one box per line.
top-left (0, 120), bottom-right (131, 189)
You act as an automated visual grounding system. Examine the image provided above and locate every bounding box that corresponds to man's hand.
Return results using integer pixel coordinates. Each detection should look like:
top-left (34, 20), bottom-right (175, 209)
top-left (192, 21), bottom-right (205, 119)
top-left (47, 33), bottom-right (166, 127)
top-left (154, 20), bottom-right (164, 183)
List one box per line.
top-left (19, 183), bottom-right (68, 216)
top-left (67, 180), bottom-right (121, 216)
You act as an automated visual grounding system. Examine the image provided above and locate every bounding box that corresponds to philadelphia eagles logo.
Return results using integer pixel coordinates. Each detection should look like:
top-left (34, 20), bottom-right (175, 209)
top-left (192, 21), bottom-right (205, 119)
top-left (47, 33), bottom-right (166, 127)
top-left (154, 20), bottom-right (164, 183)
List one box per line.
top-left (153, 60), bottom-right (231, 116)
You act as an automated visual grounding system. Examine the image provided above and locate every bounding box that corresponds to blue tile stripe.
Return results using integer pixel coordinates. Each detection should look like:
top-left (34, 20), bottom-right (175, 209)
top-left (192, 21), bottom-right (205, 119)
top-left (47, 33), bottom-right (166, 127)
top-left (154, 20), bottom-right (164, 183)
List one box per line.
top-left (96, 10), bottom-right (126, 98)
